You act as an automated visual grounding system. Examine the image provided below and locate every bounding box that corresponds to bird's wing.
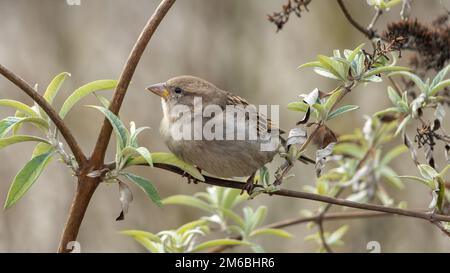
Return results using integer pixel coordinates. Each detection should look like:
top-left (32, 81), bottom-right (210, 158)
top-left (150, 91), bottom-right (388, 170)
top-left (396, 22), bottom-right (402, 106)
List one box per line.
top-left (226, 93), bottom-right (285, 135)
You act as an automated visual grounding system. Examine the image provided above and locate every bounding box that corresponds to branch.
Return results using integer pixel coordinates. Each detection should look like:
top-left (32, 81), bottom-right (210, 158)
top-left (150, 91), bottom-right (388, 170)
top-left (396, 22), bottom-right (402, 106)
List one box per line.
top-left (208, 211), bottom-right (389, 253)
top-left (110, 162), bottom-right (450, 223)
top-left (90, 0), bottom-right (176, 168)
top-left (0, 64), bottom-right (87, 166)
top-left (56, 0), bottom-right (176, 253)
top-left (336, 0), bottom-right (378, 39)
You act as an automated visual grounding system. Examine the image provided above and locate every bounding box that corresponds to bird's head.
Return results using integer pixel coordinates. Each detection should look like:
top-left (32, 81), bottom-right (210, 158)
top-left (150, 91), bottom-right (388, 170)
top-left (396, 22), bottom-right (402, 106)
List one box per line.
top-left (146, 76), bottom-right (227, 110)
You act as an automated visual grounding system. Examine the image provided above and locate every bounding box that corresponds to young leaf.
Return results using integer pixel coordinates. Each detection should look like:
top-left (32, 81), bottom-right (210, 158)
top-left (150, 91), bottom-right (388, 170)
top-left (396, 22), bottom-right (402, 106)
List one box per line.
top-left (190, 239), bottom-right (252, 253)
top-left (88, 105), bottom-right (129, 150)
top-left (0, 99), bottom-right (39, 117)
top-left (4, 151), bottom-right (54, 209)
top-left (0, 135), bottom-right (50, 150)
top-left (162, 195), bottom-right (213, 213)
top-left (0, 117), bottom-right (49, 137)
top-left (429, 79), bottom-right (450, 96)
top-left (323, 89), bottom-right (343, 113)
top-left (43, 72), bottom-right (71, 104)
top-left (250, 228), bottom-right (293, 238)
top-left (389, 71), bottom-right (428, 94)
top-left (126, 152), bottom-right (205, 181)
top-left (387, 86), bottom-right (401, 105)
top-left (32, 143), bottom-right (54, 158)
top-left (364, 66), bottom-right (410, 78)
top-left (287, 101), bottom-right (309, 112)
top-left (121, 172), bottom-right (162, 207)
top-left (327, 105), bottom-right (359, 121)
top-left (381, 145), bottom-right (407, 165)
top-left (347, 43), bottom-right (365, 63)
top-left (59, 79), bottom-right (118, 118)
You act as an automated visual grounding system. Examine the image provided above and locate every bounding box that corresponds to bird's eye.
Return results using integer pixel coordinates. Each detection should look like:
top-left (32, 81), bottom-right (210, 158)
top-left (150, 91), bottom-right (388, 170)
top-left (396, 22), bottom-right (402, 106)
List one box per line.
top-left (174, 87), bottom-right (183, 94)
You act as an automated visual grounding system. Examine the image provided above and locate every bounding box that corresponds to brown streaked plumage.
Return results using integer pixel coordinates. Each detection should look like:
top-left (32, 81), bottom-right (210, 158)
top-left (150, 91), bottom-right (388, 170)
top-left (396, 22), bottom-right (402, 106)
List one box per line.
top-left (147, 75), bottom-right (283, 193)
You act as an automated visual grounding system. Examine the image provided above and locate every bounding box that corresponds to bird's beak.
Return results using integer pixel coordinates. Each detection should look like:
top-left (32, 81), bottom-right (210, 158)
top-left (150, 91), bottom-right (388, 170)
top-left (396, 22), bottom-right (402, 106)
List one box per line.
top-left (146, 83), bottom-right (169, 99)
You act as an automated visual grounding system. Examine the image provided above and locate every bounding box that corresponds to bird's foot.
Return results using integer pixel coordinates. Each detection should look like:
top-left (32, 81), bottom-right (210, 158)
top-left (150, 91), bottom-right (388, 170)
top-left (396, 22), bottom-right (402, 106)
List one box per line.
top-left (240, 173), bottom-right (256, 195)
top-left (182, 167), bottom-right (202, 184)
top-left (182, 172), bottom-right (199, 184)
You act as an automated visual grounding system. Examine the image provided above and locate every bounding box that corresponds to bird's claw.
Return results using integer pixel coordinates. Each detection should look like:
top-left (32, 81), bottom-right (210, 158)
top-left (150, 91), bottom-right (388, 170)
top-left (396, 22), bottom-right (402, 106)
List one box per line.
top-left (241, 181), bottom-right (255, 195)
top-left (182, 172), bottom-right (200, 184)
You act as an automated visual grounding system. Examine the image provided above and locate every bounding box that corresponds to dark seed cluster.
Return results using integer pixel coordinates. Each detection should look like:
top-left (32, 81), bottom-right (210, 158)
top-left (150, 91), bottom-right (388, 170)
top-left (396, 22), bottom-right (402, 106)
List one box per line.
top-left (267, 0), bottom-right (312, 32)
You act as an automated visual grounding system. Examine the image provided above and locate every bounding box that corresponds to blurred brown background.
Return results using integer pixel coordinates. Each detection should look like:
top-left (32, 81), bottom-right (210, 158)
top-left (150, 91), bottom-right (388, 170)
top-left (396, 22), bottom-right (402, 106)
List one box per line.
top-left (0, 0), bottom-right (449, 252)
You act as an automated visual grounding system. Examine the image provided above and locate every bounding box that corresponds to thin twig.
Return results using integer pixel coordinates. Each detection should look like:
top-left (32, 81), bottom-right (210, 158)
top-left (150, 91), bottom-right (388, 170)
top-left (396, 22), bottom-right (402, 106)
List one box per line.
top-left (208, 211), bottom-right (389, 253)
top-left (367, 8), bottom-right (383, 32)
top-left (315, 188), bottom-right (344, 253)
top-left (336, 0), bottom-right (378, 39)
top-left (105, 161), bottom-right (450, 223)
top-left (0, 64), bottom-right (87, 166)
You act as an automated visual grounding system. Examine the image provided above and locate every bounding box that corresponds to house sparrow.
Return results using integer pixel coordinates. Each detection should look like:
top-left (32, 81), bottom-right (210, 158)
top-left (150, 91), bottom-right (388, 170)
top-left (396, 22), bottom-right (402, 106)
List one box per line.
top-left (146, 75), bottom-right (284, 193)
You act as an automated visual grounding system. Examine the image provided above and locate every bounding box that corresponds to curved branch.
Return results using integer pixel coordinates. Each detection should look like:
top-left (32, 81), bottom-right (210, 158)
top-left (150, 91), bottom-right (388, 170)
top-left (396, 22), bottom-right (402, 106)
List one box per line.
top-left (0, 64), bottom-right (87, 166)
top-left (90, 0), bottom-right (176, 167)
top-left (336, 0), bottom-right (378, 39)
top-left (125, 162), bottom-right (450, 223)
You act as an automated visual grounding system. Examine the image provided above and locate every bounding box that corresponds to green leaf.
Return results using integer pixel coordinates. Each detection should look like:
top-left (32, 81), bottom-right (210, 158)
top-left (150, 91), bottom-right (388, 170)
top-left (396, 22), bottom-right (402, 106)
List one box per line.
top-left (121, 146), bottom-right (153, 167)
top-left (94, 93), bottom-right (111, 108)
top-left (32, 142), bottom-right (54, 158)
top-left (0, 135), bottom-right (50, 149)
top-left (59, 79), bottom-right (118, 118)
top-left (364, 66), bottom-right (410, 78)
top-left (287, 101), bottom-right (309, 112)
top-left (380, 166), bottom-right (404, 189)
top-left (4, 151), bottom-right (54, 209)
top-left (219, 207), bottom-right (245, 227)
top-left (121, 172), bottom-right (161, 206)
top-left (313, 67), bottom-right (340, 80)
top-left (120, 230), bottom-right (160, 252)
top-left (439, 164), bottom-right (450, 178)
top-left (324, 89), bottom-right (343, 113)
top-left (0, 117), bottom-right (49, 137)
top-left (298, 61), bottom-right (323, 69)
top-left (120, 230), bottom-right (161, 242)
top-left (190, 239), bottom-right (252, 253)
top-left (250, 206), bottom-right (268, 231)
top-left (0, 99), bottom-right (39, 117)
top-left (418, 164), bottom-right (439, 180)
top-left (381, 145), bottom-right (407, 165)
top-left (162, 195), bottom-right (213, 213)
top-left (221, 188), bottom-right (245, 210)
top-left (127, 152), bottom-right (205, 181)
top-left (327, 225), bottom-right (348, 245)
top-left (398, 175), bottom-right (432, 187)
top-left (389, 71), bottom-right (428, 94)
top-left (431, 63), bottom-right (450, 88)
top-left (134, 147), bottom-right (153, 167)
top-left (374, 107), bottom-right (402, 117)
top-left (250, 228), bottom-right (293, 238)
top-left (317, 55), bottom-right (346, 80)
top-left (394, 115), bottom-right (411, 136)
top-left (430, 79), bottom-right (450, 96)
top-left (332, 143), bottom-right (364, 159)
top-left (43, 72), bottom-right (71, 104)
top-left (387, 86), bottom-right (402, 105)
top-left (176, 219), bottom-right (208, 234)
top-left (347, 43), bottom-right (365, 63)
top-left (88, 105), bottom-right (129, 150)
top-left (327, 105), bottom-right (359, 121)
